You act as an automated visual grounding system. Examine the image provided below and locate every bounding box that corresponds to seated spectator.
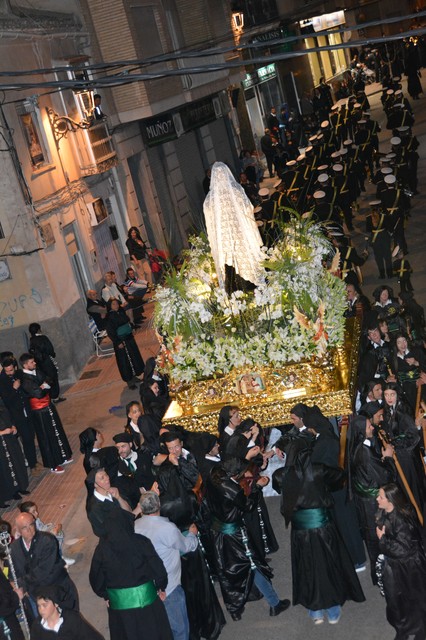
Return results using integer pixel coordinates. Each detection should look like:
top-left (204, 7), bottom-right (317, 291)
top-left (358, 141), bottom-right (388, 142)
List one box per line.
top-left (86, 290), bottom-right (108, 332)
top-left (239, 172), bottom-right (259, 204)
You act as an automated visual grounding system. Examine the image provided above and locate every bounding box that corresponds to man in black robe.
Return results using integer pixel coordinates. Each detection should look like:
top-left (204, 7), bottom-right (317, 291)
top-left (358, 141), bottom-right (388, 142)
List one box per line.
top-left (19, 353), bottom-right (72, 474)
top-left (112, 432), bottom-right (154, 508)
top-left (11, 512), bottom-right (79, 618)
top-left (0, 357), bottom-right (39, 473)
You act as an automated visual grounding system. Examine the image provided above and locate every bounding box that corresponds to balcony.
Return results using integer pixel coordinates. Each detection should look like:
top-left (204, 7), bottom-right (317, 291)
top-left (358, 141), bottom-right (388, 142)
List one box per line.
top-left (77, 122), bottom-right (118, 177)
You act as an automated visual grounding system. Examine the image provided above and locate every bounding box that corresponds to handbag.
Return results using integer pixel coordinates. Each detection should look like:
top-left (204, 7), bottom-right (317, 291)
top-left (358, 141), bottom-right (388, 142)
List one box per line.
top-left (116, 322), bottom-right (133, 339)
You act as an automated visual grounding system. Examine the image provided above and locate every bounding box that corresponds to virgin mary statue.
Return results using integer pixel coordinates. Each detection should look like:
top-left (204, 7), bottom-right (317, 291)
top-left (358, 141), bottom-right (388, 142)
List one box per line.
top-left (203, 162), bottom-right (264, 292)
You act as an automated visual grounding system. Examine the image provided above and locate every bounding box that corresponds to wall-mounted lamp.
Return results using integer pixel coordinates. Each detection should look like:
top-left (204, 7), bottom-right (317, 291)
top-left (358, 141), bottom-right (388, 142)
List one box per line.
top-left (232, 10), bottom-right (244, 31)
top-left (46, 106), bottom-right (91, 144)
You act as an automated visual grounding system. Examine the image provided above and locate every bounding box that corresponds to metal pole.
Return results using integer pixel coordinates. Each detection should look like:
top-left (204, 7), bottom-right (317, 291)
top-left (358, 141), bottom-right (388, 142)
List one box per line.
top-left (0, 531), bottom-right (31, 640)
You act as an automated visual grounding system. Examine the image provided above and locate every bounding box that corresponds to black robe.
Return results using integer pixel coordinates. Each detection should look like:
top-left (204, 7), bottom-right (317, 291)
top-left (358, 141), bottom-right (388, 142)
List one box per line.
top-left (0, 570), bottom-right (25, 640)
top-left (89, 518), bottom-right (172, 640)
top-left (378, 508), bottom-right (426, 639)
top-left (29, 334), bottom-right (60, 400)
top-left (106, 309), bottom-right (144, 383)
top-left (281, 461), bottom-right (365, 610)
top-left (351, 439), bottom-right (396, 583)
top-left (21, 371), bottom-right (72, 469)
top-left (30, 609), bottom-right (104, 640)
top-left (382, 405), bottom-right (425, 509)
top-left (10, 532), bottom-right (79, 609)
top-left (0, 368), bottom-right (37, 469)
top-left (0, 402), bottom-right (29, 503)
top-left (205, 467), bottom-right (272, 617)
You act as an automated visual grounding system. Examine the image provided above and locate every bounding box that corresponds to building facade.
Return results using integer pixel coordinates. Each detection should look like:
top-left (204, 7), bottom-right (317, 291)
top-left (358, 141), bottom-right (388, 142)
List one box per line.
top-left (0, 0), bottom-right (130, 383)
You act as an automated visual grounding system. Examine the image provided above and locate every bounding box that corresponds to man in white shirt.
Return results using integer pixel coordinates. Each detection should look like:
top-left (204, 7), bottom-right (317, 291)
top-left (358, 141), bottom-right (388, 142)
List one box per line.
top-left (136, 491), bottom-right (198, 640)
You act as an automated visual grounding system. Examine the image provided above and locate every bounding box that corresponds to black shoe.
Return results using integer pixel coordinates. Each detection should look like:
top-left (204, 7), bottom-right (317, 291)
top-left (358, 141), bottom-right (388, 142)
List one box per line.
top-left (52, 397), bottom-right (66, 403)
top-left (0, 503), bottom-right (10, 509)
top-left (127, 383), bottom-right (137, 390)
top-left (12, 492), bottom-right (22, 500)
top-left (231, 611), bottom-right (242, 621)
top-left (270, 599), bottom-right (291, 617)
top-left (19, 490), bottom-right (30, 495)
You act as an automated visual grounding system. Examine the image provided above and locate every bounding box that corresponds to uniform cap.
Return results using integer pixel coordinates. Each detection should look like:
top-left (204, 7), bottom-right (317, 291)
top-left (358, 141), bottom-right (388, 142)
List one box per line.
top-left (253, 206), bottom-right (263, 213)
top-left (332, 163), bottom-right (343, 172)
top-left (321, 120), bottom-right (330, 128)
top-left (273, 178), bottom-right (283, 188)
top-left (331, 151), bottom-right (341, 158)
top-left (380, 167), bottom-right (393, 174)
top-left (286, 160), bottom-right (297, 167)
top-left (318, 173), bottom-right (329, 182)
top-left (386, 89), bottom-right (394, 95)
top-left (390, 136), bottom-right (401, 145)
top-left (397, 126), bottom-right (409, 133)
top-left (386, 153), bottom-right (396, 159)
top-left (297, 154), bottom-right (305, 162)
top-left (313, 190), bottom-right (326, 199)
top-left (305, 145), bottom-right (313, 153)
top-left (384, 174), bottom-right (396, 184)
top-left (343, 139), bottom-right (353, 146)
top-left (318, 164), bottom-right (328, 171)
top-left (258, 188), bottom-right (270, 197)
top-left (369, 200), bottom-right (382, 206)
top-left (340, 148), bottom-right (348, 155)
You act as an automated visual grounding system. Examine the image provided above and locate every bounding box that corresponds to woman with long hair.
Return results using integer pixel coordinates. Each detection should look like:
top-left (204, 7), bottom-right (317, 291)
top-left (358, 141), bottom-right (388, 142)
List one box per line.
top-left (382, 382), bottom-right (425, 511)
top-left (376, 482), bottom-right (426, 638)
top-left (392, 333), bottom-right (426, 415)
top-left (125, 226), bottom-right (152, 285)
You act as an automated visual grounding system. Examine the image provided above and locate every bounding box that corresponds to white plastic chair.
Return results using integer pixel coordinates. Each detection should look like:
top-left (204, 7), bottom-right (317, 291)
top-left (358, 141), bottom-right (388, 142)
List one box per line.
top-left (88, 318), bottom-right (114, 357)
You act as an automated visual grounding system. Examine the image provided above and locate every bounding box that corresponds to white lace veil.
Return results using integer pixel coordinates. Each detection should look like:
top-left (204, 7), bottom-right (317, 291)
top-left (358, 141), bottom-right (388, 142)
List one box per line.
top-left (203, 162), bottom-right (264, 288)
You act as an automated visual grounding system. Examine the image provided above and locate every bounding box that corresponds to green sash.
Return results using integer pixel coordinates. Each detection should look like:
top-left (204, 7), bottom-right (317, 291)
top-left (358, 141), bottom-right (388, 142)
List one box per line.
top-left (211, 516), bottom-right (240, 534)
top-left (107, 581), bottom-right (157, 610)
top-left (292, 508), bottom-right (330, 530)
top-left (354, 481), bottom-right (379, 499)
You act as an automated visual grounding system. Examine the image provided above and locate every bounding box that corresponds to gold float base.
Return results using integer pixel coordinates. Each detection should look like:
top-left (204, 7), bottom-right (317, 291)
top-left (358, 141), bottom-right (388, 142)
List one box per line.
top-left (164, 318), bottom-right (360, 432)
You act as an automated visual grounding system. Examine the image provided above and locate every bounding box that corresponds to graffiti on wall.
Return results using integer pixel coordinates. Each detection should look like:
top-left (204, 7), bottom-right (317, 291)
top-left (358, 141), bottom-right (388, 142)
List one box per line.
top-left (0, 288), bottom-right (43, 329)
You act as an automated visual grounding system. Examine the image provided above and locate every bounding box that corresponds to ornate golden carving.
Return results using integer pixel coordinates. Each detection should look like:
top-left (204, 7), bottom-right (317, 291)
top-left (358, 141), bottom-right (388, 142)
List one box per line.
top-left (164, 318), bottom-right (361, 432)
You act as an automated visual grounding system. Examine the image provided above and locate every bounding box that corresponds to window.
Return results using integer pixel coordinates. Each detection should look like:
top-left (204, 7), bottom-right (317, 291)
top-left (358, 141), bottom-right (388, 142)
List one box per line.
top-left (17, 99), bottom-right (50, 170)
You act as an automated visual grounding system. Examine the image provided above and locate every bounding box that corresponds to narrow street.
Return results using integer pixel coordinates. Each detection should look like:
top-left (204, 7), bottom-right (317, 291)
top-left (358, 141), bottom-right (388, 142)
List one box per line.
top-left (2, 75), bottom-right (425, 639)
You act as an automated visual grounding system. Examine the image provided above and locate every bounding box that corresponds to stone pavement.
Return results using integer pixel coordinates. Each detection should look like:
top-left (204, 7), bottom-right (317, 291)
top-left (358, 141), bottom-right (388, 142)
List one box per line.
top-left (1, 76), bottom-right (425, 639)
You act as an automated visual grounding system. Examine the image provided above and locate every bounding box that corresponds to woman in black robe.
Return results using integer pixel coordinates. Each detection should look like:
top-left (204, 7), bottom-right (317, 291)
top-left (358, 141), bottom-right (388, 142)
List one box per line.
top-left (350, 412), bottom-right (396, 583)
top-left (0, 401), bottom-right (29, 507)
top-left (89, 515), bottom-right (172, 640)
top-left (376, 482), bottom-right (426, 638)
top-left (279, 435), bottom-right (365, 624)
top-left (105, 299), bottom-right (144, 389)
top-left (392, 334), bottom-right (426, 415)
top-left (382, 382), bottom-right (425, 511)
top-left (217, 406), bottom-right (242, 457)
top-left (153, 467), bottom-right (226, 640)
top-left (205, 459), bottom-right (289, 622)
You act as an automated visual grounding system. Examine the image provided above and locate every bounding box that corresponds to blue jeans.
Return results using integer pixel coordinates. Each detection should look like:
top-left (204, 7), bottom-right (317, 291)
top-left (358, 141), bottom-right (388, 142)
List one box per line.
top-left (253, 569), bottom-right (280, 607)
top-left (308, 605), bottom-right (341, 621)
top-left (164, 585), bottom-right (189, 640)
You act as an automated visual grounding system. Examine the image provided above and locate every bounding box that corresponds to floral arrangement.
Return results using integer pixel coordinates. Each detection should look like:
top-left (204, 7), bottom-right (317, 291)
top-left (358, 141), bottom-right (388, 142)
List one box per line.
top-left (154, 215), bottom-right (347, 383)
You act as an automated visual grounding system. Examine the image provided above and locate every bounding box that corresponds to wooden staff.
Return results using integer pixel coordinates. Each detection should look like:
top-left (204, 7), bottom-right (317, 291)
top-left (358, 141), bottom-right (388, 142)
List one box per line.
top-left (339, 415), bottom-right (349, 469)
top-left (378, 428), bottom-right (424, 525)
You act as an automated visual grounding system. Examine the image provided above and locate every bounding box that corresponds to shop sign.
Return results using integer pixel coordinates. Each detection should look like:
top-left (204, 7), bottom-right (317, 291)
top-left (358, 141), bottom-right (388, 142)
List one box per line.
top-left (312, 10), bottom-right (345, 32)
top-left (141, 113), bottom-right (177, 147)
top-left (242, 63), bottom-right (276, 89)
top-left (180, 97), bottom-right (216, 130)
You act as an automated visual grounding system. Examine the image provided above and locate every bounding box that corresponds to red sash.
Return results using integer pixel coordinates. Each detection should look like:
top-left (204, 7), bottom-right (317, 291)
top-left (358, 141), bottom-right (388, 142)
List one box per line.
top-left (29, 395), bottom-right (50, 410)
